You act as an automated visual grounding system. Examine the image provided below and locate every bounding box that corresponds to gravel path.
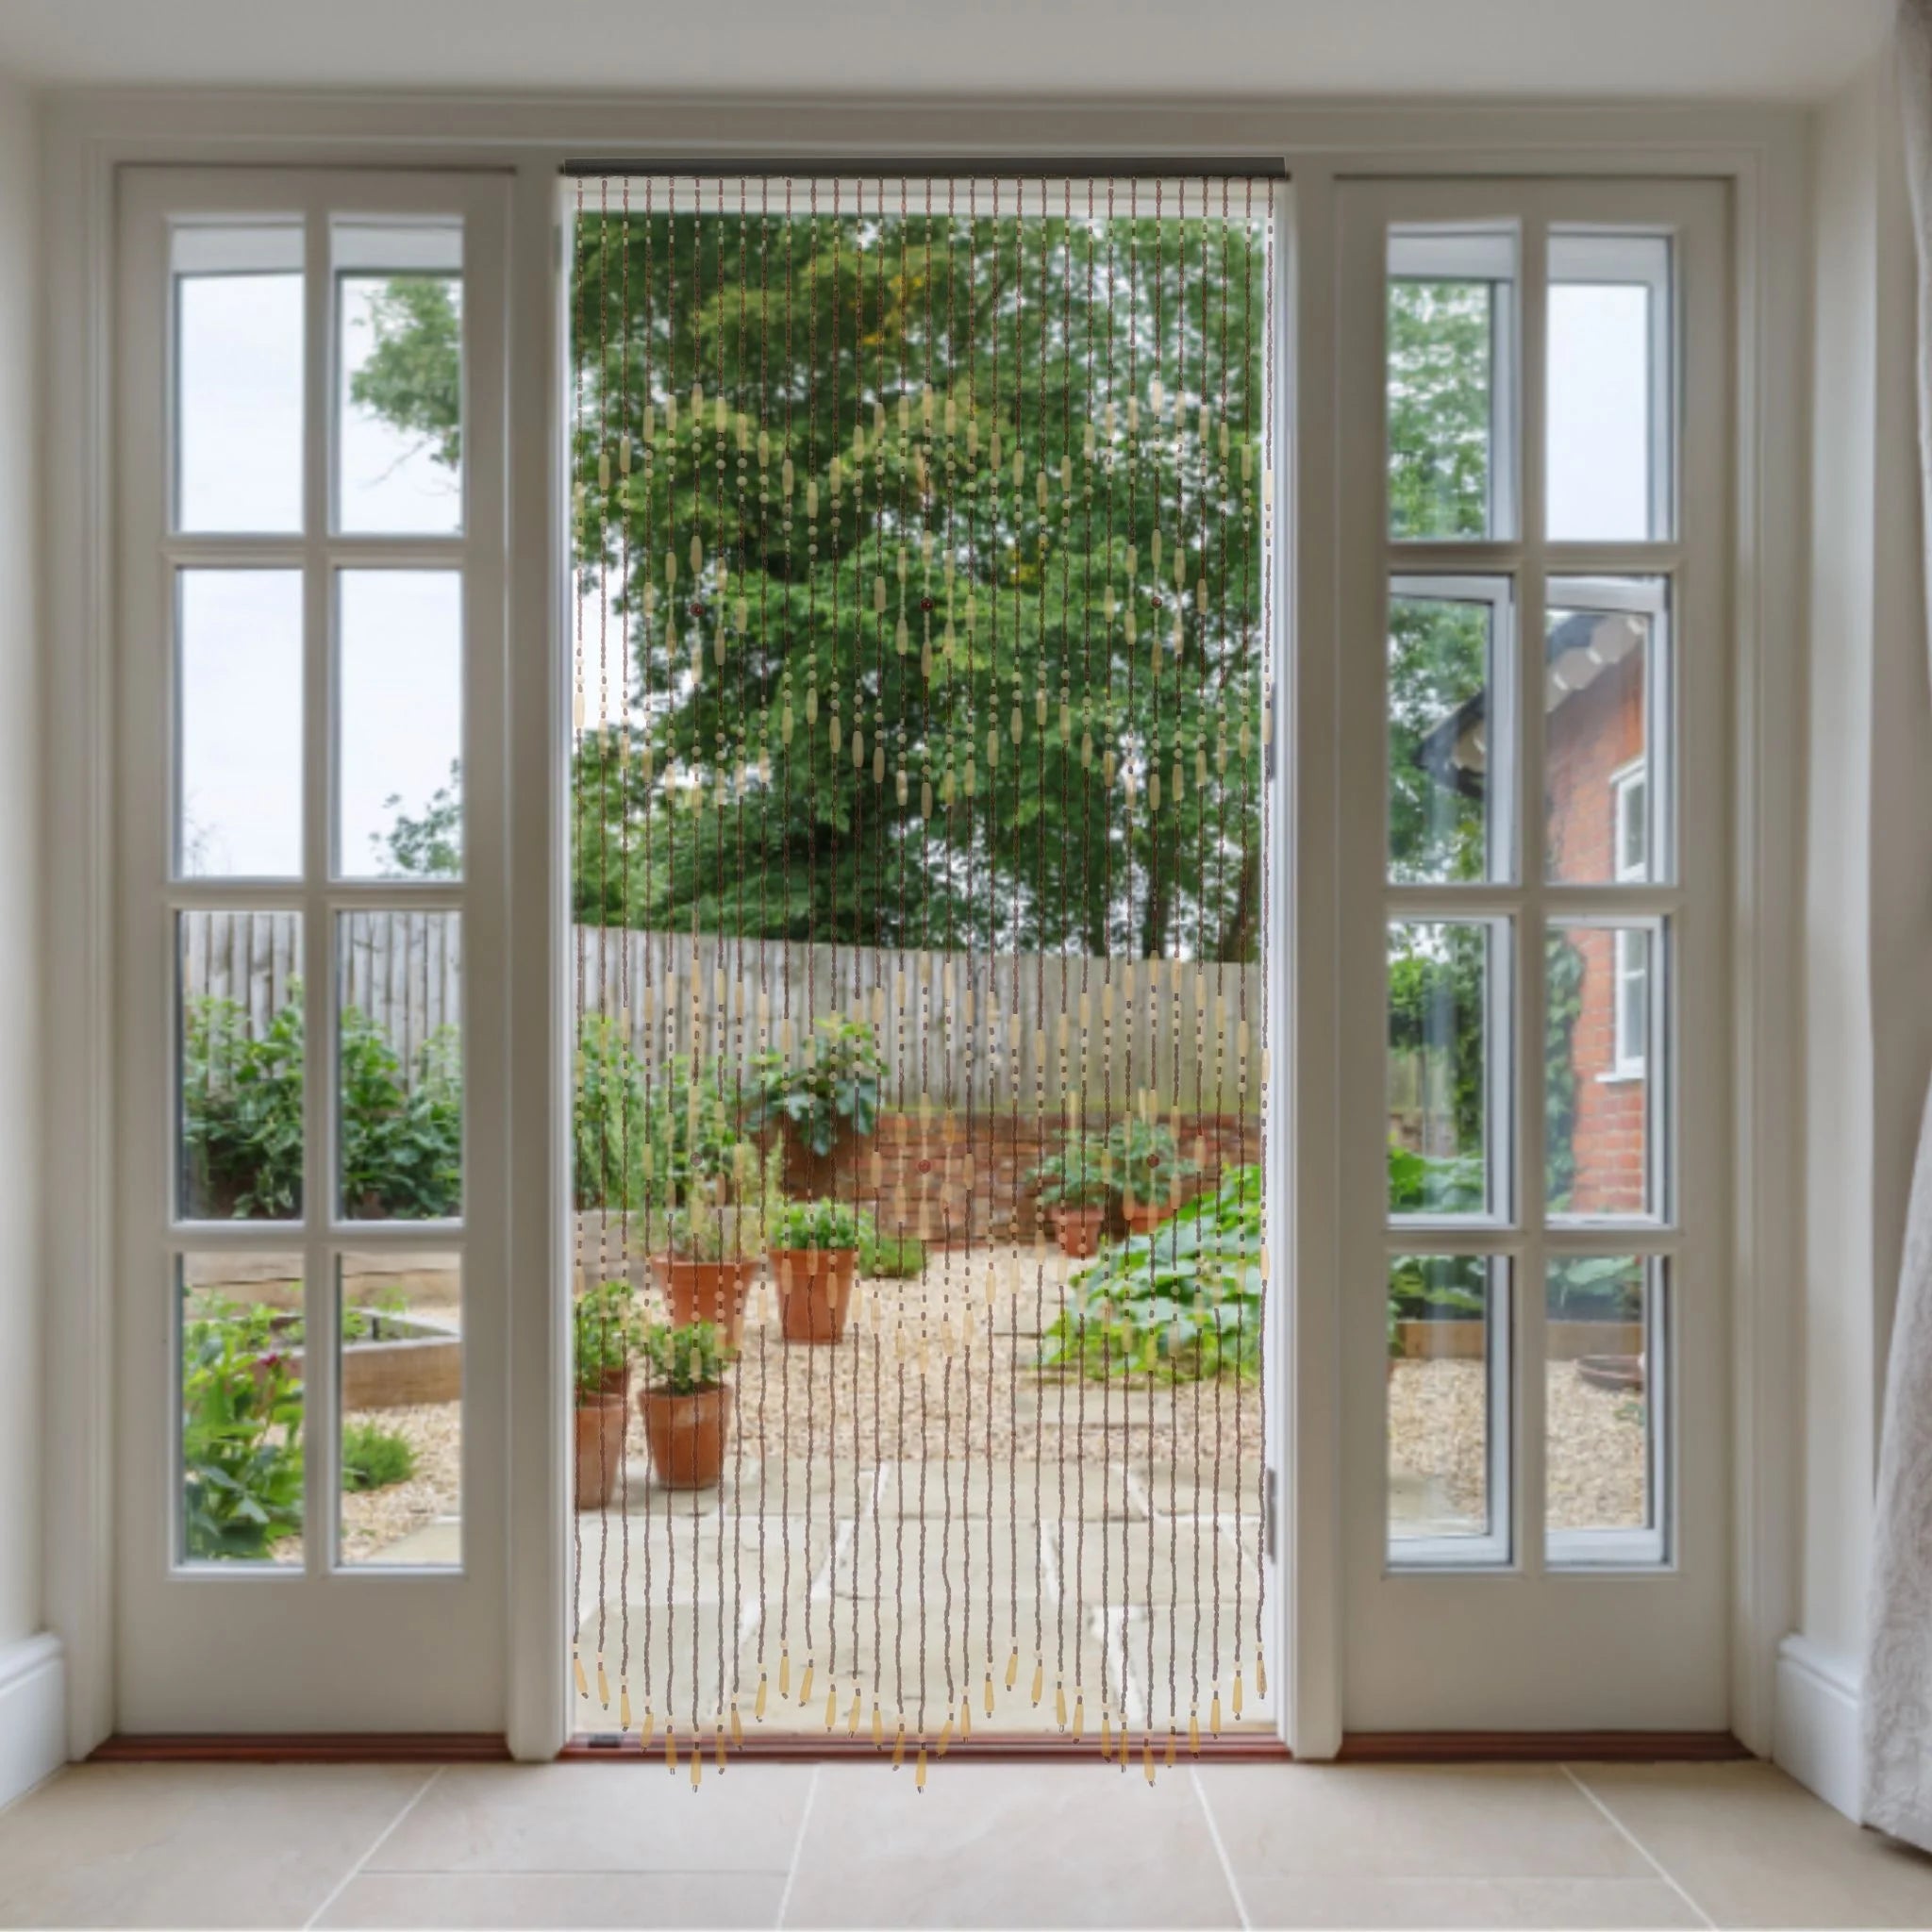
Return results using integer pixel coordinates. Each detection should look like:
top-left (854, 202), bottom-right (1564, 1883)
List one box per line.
top-left (340, 1402), bottom-right (462, 1562)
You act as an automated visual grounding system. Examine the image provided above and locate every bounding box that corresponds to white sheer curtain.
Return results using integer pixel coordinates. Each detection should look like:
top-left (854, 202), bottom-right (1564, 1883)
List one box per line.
top-left (1862, 0), bottom-right (1932, 1853)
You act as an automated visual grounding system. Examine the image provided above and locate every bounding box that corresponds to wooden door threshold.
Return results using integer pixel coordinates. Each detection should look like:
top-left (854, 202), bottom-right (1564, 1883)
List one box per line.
top-left (565, 1731), bottom-right (1291, 1761)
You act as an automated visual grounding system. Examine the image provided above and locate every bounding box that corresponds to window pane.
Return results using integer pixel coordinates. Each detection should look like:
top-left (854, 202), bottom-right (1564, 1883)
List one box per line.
top-left (179, 1253), bottom-right (306, 1565)
top-left (1387, 226), bottom-right (1516, 541)
top-left (1389, 1254), bottom-right (1506, 1555)
top-left (337, 571), bottom-right (463, 878)
top-left (177, 569), bottom-right (303, 878)
top-left (174, 225), bottom-right (304, 533)
top-left (177, 910), bottom-right (304, 1222)
top-left (1388, 920), bottom-right (1501, 1218)
top-left (335, 222), bottom-right (463, 534)
top-left (1547, 922), bottom-right (1657, 1219)
top-left (1389, 578), bottom-right (1510, 883)
top-left (1547, 233), bottom-right (1671, 541)
top-left (1543, 577), bottom-right (1665, 885)
top-left (338, 1252), bottom-right (463, 1567)
top-left (338, 911), bottom-right (462, 1222)
top-left (1546, 1256), bottom-right (1662, 1554)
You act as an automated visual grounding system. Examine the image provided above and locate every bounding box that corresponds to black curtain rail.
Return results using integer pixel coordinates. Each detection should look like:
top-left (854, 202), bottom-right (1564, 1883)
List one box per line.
top-left (561, 158), bottom-right (1287, 181)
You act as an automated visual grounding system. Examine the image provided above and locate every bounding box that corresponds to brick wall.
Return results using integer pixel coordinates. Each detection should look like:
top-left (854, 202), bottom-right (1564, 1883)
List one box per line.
top-left (1545, 655), bottom-right (1647, 1214)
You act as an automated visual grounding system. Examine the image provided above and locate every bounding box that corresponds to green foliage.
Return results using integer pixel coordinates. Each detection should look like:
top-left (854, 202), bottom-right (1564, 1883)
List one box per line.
top-left (770, 1195), bottom-right (872, 1251)
top-left (1387, 278), bottom-right (1492, 540)
top-left (340, 1008), bottom-right (463, 1219)
top-left (747, 1019), bottom-right (885, 1159)
top-left (1386, 1145), bottom-right (1485, 1216)
top-left (641, 1319), bottom-right (735, 1395)
top-left (1024, 1133), bottom-right (1110, 1209)
top-left (1388, 594), bottom-right (1489, 884)
top-left (573, 1023), bottom-right (743, 1214)
top-left (372, 758), bottom-right (462, 879)
top-left (1548, 1254), bottom-right (1643, 1323)
top-left (1543, 931), bottom-right (1586, 1211)
top-left (1038, 1164), bottom-right (1262, 1382)
top-left (181, 991), bottom-right (306, 1219)
top-left (341, 1421), bottom-right (417, 1492)
top-left (1103, 1117), bottom-right (1201, 1206)
top-left (665, 1152), bottom-right (782, 1259)
top-left (1386, 1254), bottom-right (1487, 1357)
top-left (573, 1280), bottom-right (639, 1403)
top-left (346, 275), bottom-right (463, 470)
top-left (180, 1302), bottom-right (304, 1560)
top-left (860, 1229), bottom-right (925, 1278)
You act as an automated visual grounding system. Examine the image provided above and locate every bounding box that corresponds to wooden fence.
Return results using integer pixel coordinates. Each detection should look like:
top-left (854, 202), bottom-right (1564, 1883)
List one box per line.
top-left (180, 912), bottom-right (1263, 1109)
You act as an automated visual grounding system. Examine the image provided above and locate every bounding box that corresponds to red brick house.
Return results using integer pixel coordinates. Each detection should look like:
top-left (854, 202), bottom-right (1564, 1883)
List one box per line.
top-left (1416, 600), bottom-right (1657, 1215)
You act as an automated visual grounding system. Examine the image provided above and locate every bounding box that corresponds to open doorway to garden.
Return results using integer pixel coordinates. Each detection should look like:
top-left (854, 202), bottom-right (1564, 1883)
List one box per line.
top-left (558, 173), bottom-right (1275, 1772)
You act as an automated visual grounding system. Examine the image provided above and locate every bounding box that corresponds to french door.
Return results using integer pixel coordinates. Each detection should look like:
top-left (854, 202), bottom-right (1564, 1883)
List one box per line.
top-left (113, 170), bottom-right (510, 1729)
top-left (1331, 178), bottom-right (1731, 1730)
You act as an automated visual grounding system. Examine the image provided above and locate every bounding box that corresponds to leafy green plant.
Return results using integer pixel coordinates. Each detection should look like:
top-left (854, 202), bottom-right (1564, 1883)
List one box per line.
top-left (573, 1026), bottom-right (741, 1216)
top-left (747, 1019), bottom-right (886, 1160)
top-left (1024, 1134), bottom-right (1111, 1211)
top-left (1548, 1254), bottom-right (1643, 1323)
top-left (860, 1229), bottom-right (926, 1279)
top-left (770, 1195), bottom-right (873, 1252)
top-left (181, 1301), bottom-right (305, 1560)
top-left (1386, 1254), bottom-right (1487, 1358)
top-left (341, 1421), bottom-right (417, 1492)
top-left (573, 1281), bottom-right (638, 1404)
top-left (340, 1009), bottom-right (462, 1219)
top-left (1104, 1118), bottom-right (1202, 1207)
top-left (641, 1319), bottom-right (736, 1395)
top-left (1038, 1165), bottom-right (1263, 1383)
top-left (665, 1144), bottom-right (783, 1258)
top-left (1386, 1144), bottom-right (1486, 1216)
top-left (180, 991), bottom-right (306, 1219)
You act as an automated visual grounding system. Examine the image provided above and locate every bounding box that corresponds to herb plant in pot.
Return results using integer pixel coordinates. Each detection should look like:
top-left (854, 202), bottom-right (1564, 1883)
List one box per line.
top-left (1025, 1135), bottom-right (1111, 1257)
top-left (1105, 1119), bottom-right (1202, 1236)
top-left (747, 1018), bottom-right (886, 1197)
top-left (573, 1291), bottom-right (634, 1511)
top-left (577, 1279), bottom-right (641, 1399)
top-left (655, 1148), bottom-right (774, 1345)
top-left (638, 1320), bottom-right (737, 1490)
top-left (769, 1196), bottom-right (871, 1343)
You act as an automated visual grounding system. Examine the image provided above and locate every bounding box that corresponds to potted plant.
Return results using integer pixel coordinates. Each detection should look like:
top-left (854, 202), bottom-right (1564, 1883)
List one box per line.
top-left (638, 1320), bottom-right (737, 1489)
top-left (1025, 1135), bottom-right (1111, 1257)
top-left (769, 1196), bottom-right (872, 1343)
top-left (574, 1290), bottom-right (633, 1510)
top-left (656, 1143), bottom-right (781, 1343)
top-left (576, 1279), bottom-right (641, 1397)
top-left (1105, 1119), bottom-right (1202, 1236)
top-left (747, 1017), bottom-right (887, 1196)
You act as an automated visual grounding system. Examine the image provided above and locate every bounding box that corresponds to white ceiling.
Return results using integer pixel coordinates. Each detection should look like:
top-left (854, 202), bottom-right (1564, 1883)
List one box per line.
top-left (0, 0), bottom-right (1895, 100)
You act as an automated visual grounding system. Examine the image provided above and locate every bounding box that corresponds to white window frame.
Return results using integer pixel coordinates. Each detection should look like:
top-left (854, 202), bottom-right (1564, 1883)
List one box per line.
top-left (109, 169), bottom-right (512, 1732)
top-left (40, 98), bottom-right (1807, 1771)
top-left (1610, 760), bottom-right (1651, 1081)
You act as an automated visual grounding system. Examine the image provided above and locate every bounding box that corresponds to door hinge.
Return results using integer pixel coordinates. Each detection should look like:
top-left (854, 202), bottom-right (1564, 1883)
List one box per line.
top-left (1263, 1467), bottom-right (1279, 1563)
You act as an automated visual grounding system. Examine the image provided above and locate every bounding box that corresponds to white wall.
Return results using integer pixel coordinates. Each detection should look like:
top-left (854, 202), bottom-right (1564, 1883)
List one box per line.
top-left (1782, 48), bottom-right (1932, 1819)
top-left (0, 67), bottom-right (55, 1811)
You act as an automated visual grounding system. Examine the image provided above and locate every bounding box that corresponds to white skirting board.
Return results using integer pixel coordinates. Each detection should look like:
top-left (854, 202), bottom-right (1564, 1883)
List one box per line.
top-left (0, 1632), bottom-right (66, 1810)
top-left (1774, 1633), bottom-right (1862, 1821)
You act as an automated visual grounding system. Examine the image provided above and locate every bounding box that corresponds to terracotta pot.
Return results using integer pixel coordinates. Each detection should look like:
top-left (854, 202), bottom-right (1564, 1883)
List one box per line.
top-left (771, 1246), bottom-right (858, 1343)
top-left (1121, 1197), bottom-right (1176, 1238)
top-left (574, 1394), bottom-right (630, 1511)
top-left (655, 1257), bottom-right (756, 1344)
top-left (639, 1382), bottom-right (734, 1490)
top-left (1053, 1207), bottom-right (1106, 1259)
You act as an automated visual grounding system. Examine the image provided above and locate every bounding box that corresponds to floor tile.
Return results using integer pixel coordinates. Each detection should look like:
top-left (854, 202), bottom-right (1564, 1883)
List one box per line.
top-left (1196, 1762), bottom-right (1651, 1889)
top-left (370, 1762), bottom-right (808, 1874)
top-left (1572, 1761), bottom-right (1932, 1927)
top-left (314, 1870), bottom-right (784, 1928)
top-left (0, 1763), bottom-right (427, 1929)
top-left (1237, 1874), bottom-right (1701, 1928)
top-left (782, 1761), bottom-right (1239, 1928)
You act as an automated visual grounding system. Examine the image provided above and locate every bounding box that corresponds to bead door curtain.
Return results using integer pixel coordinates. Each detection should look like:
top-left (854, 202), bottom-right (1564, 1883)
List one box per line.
top-left (569, 173), bottom-right (1274, 1785)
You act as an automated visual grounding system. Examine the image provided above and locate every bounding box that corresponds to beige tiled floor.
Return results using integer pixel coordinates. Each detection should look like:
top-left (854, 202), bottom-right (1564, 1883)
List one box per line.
top-left (3, 1757), bottom-right (1931, 1929)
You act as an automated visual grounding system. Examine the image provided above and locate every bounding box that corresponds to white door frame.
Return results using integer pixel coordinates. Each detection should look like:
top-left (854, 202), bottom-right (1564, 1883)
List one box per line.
top-left (40, 92), bottom-right (1808, 1764)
